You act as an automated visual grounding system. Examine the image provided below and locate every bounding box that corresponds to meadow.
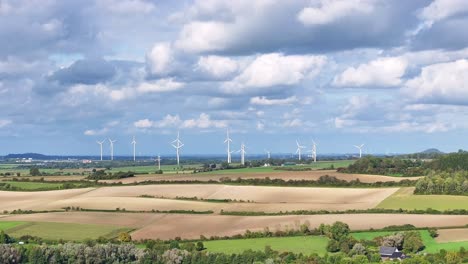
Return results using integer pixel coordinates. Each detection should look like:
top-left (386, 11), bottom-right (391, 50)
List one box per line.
top-left (352, 229), bottom-right (468, 253)
top-left (376, 187), bottom-right (468, 210)
top-left (2, 181), bottom-right (65, 190)
top-left (202, 236), bottom-right (329, 254)
top-left (202, 228), bottom-right (468, 255)
top-left (200, 160), bottom-right (355, 175)
top-left (0, 221), bottom-right (131, 241)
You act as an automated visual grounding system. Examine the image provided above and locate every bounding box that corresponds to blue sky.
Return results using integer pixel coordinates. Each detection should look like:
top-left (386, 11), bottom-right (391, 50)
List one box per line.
top-left (1, 0), bottom-right (468, 156)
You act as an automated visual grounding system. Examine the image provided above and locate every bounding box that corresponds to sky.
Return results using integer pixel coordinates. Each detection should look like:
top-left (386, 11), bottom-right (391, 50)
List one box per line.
top-left (1, 0), bottom-right (468, 156)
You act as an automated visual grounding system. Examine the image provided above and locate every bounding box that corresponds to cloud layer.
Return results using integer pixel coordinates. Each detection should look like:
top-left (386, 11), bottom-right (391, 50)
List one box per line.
top-left (1, 0), bottom-right (468, 154)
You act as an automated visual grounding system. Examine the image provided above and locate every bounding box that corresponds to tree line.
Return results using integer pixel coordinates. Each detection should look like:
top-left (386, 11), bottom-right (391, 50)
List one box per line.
top-left (0, 224), bottom-right (466, 264)
top-left (338, 156), bottom-right (425, 176)
top-left (415, 171), bottom-right (468, 195)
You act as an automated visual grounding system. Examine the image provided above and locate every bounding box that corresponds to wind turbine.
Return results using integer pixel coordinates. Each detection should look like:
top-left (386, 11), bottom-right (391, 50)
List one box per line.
top-left (296, 140), bottom-right (306, 161)
top-left (238, 143), bottom-right (247, 165)
top-left (156, 155), bottom-right (161, 170)
top-left (265, 149), bottom-right (271, 159)
top-left (96, 140), bottom-right (105, 161)
top-left (171, 131), bottom-right (184, 166)
top-left (354, 144), bottom-right (365, 158)
top-left (108, 138), bottom-right (117, 160)
top-left (308, 140), bottom-right (318, 162)
top-left (224, 128), bottom-right (233, 163)
top-left (131, 136), bottom-right (137, 161)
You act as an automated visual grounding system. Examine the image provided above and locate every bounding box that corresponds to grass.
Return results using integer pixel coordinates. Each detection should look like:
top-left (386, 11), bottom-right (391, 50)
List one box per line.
top-left (2, 181), bottom-right (65, 190)
top-left (101, 164), bottom-right (203, 174)
top-left (376, 188), bottom-right (468, 210)
top-left (0, 221), bottom-right (28, 230)
top-left (352, 230), bottom-right (468, 253)
top-left (201, 160), bottom-right (355, 175)
top-left (202, 236), bottom-right (329, 255)
top-left (4, 221), bottom-right (131, 241)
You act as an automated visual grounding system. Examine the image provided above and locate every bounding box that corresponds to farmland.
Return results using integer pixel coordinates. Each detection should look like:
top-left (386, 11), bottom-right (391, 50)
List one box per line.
top-left (203, 228), bottom-right (468, 255)
top-left (377, 187), bottom-right (468, 210)
top-left (2, 211), bottom-right (466, 240)
top-left (1, 181), bottom-right (65, 190)
top-left (0, 184), bottom-right (399, 212)
top-left (99, 169), bottom-right (418, 184)
top-left (0, 220), bottom-right (131, 241)
top-left (0, 158), bottom-right (466, 261)
top-left (352, 229), bottom-right (468, 253)
top-left (203, 236), bottom-right (329, 254)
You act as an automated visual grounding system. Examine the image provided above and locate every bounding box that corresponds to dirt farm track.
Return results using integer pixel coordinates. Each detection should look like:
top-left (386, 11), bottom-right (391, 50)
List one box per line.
top-left (1, 212), bottom-right (467, 240)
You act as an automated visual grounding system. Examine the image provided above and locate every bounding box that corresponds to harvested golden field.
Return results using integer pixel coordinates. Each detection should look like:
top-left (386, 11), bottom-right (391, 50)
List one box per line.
top-left (435, 228), bottom-right (468, 243)
top-left (101, 170), bottom-right (420, 184)
top-left (0, 188), bottom-right (94, 211)
top-left (0, 185), bottom-right (398, 212)
top-left (2, 212), bottom-right (466, 240)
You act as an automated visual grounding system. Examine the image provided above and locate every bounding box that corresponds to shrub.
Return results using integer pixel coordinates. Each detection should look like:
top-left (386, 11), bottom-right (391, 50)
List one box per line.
top-left (118, 232), bottom-right (132, 242)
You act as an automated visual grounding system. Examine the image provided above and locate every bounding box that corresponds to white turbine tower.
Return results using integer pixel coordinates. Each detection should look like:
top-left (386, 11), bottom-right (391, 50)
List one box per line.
top-left (131, 136), bottom-right (137, 161)
top-left (224, 129), bottom-right (233, 163)
top-left (354, 144), bottom-right (365, 158)
top-left (96, 140), bottom-right (105, 161)
top-left (311, 140), bottom-right (318, 163)
top-left (156, 155), bottom-right (161, 170)
top-left (238, 143), bottom-right (247, 165)
top-left (296, 140), bottom-right (306, 161)
top-left (172, 131), bottom-right (184, 166)
top-left (265, 149), bottom-right (271, 159)
top-left (108, 138), bottom-right (117, 160)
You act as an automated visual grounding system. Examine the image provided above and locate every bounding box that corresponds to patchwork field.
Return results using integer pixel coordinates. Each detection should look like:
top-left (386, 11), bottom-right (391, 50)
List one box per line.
top-left (0, 184), bottom-right (398, 212)
top-left (202, 236), bottom-right (329, 255)
top-left (436, 228), bottom-right (468, 243)
top-left (0, 188), bottom-right (95, 211)
top-left (377, 187), bottom-right (468, 210)
top-left (0, 220), bottom-right (131, 241)
top-left (352, 229), bottom-right (468, 253)
top-left (2, 212), bottom-right (467, 240)
top-left (100, 170), bottom-right (419, 184)
top-left (203, 229), bottom-right (468, 255)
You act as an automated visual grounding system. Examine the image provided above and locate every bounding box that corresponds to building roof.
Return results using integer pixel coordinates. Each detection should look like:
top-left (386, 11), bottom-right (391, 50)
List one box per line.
top-left (380, 246), bottom-right (397, 256)
top-left (391, 251), bottom-right (405, 259)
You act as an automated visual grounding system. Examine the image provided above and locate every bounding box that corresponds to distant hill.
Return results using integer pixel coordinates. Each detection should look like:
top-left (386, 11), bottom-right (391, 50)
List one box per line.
top-left (420, 148), bottom-right (444, 154)
top-left (4, 153), bottom-right (49, 159)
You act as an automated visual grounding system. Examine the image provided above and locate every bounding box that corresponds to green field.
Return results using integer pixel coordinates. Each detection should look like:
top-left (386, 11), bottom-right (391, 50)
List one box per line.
top-left (376, 188), bottom-right (468, 210)
top-left (2, 181), bottom-right (65, 190)
top-left (202, 236), bottom-right (329, 254)
top-left (0, 221), bottom-right (131, 241)
top-left (352, 230), bottom-right (468, 253)
top-left (0, 221), bottom-right (28, 230)
top-left (109, 164), bottom-right (201, 174)
top-left (201, 160), bottom-right (355, 175)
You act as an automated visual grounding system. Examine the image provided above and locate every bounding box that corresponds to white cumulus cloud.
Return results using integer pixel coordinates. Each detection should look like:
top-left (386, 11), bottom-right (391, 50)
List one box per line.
top-left (137, 78), bottom-right (184, 93)
top-left (333, 57), bottom-right (407, 87)
top-left (403, 59), bottom-right (468, 105)
top-left (0, 119), bottom-right (12, 128)
top-left (176, 21), bottom-right (231, 53)
top-left (298, 0), bottom-right (376, 26)
top-left (224, 53), bottom-right (326, 93)
top-left (182, 113), bottom-right (227, 129)
top-left (250, 96), bottom-right (298, 106)
top-left (419, 0), bottom-right (468, 25)
top-left (146, 42), bottom-right (175, 75)
top-left (134, 113), bottom-right (226, 130)
top-left (196, 55), bottom-right (239, 78)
